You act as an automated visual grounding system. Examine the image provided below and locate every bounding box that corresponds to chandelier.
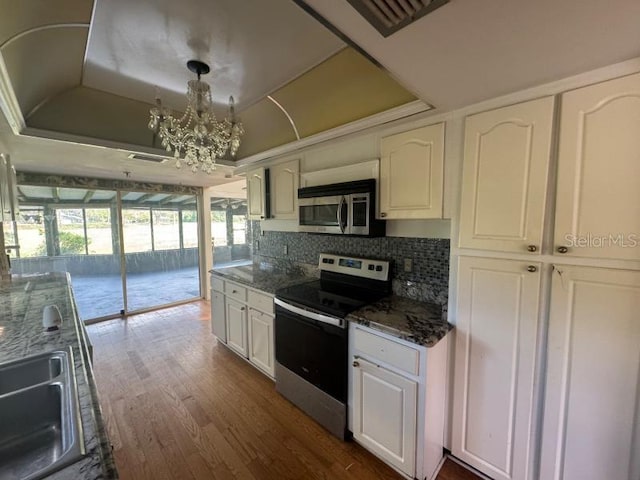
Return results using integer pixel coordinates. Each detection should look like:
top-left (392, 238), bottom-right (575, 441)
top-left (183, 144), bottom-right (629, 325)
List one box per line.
top-left (148, 60), bottom-right (244, 174)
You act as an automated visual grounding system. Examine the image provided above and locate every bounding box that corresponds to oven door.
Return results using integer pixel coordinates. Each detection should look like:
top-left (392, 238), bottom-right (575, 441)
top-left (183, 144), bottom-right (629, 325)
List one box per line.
top-left (298, 195), bottom-right (348, 234)
top-left (274, 299), bottom-right (348, 402)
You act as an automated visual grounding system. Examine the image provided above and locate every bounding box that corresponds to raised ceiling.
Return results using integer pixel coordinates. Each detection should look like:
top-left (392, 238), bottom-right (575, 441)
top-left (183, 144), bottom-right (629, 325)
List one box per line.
top-left (83, 0), bottom-right (345, 110)
top-left (0, 0), bottom-right (418, 188)
top-left (0, 0), bottom-right (639, 188)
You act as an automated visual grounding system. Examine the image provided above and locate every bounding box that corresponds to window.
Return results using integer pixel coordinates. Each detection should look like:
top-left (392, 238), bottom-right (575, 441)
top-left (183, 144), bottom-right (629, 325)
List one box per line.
top-left (233, 214), bottom-right (247, 245)
top-left (14, 208), bottom-right (46, 257)
top-left (181, 209), bottom-right (198, 248)
top-left (56, 209), bottom-right (87, 255)
top-left (122, 208), bottom-right (152, 253)
top-left (152, 209), bottom-right (179, 250)
top-left (85, 208), bottom-right (113, 254)
top-left (210, 209), bottom-right (227, 246)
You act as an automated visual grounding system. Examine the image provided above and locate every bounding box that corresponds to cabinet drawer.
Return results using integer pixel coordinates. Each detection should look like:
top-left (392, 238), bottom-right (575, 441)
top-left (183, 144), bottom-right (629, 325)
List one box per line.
top-left (248, 290), bottom-right (273, 314)
top-left (211, 276), bottom-right (225, 292)
top-left (225, 282), bottom-right (247, 302)
top-left (354, 327), bottom-right (420, 376)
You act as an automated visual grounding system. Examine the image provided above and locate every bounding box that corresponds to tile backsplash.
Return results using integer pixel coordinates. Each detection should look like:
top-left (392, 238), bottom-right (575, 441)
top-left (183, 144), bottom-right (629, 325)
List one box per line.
top-left (251, 221), bottom-right (450, 305)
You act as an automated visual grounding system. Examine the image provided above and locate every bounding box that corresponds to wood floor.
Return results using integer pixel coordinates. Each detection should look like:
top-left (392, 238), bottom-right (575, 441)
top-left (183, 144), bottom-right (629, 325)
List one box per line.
top-left (87, 301), bottom-right (481, 480)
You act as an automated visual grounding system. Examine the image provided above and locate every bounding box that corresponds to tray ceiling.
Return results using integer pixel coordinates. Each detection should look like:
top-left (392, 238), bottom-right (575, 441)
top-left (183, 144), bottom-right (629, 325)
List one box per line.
top-left (1, 0), bottom-right (638, 187)
top-left (0, 0), bottom-right (419, 183)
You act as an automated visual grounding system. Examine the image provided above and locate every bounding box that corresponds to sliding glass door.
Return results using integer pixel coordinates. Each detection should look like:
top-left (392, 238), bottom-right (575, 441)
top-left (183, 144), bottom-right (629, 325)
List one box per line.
top-left (11, 187), bottom-right (124, 320)
top-left (11, 183), bottom-right (202, 321)
top-left (121, 191), bottom-right (200, 312)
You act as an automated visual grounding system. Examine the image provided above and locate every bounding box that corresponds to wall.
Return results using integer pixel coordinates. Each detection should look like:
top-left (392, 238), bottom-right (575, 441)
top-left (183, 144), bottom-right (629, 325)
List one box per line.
top-left (252, 221), bottom-right (450, 306)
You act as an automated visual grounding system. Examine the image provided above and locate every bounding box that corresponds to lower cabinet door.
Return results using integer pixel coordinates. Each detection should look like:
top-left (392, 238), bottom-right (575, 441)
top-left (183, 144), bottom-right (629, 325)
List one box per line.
top-left (452, 256), bottom-right (542, 480)
top-left (352, 357), bottom-right (417, 477)
top-left (211, 290), bottom-right (226, 342)
top-left (225, 298), bottom-right (247, 356)
top-left (540, 266), bottom-right (640, 480)
top-left (248, 308), bottom-right (275, 377)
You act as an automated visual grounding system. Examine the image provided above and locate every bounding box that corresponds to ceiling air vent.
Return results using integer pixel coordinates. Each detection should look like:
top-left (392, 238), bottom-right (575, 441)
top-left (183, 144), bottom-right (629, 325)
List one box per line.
top-left (346, 0), bottom-right (449, 37)
top-left (127, 153), bottom-right (168, 164)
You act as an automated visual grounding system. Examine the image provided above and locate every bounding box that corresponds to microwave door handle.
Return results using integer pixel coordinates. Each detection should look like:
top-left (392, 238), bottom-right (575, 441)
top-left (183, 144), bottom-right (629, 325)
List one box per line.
top-left (337, 196), bottom-right (346, 233)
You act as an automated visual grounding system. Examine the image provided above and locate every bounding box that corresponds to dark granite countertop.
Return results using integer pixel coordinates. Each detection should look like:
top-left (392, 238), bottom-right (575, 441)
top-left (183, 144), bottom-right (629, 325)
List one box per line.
top-left (210, 263), bottom-right (317, 294)
top-left (0, 272), bottom-right (117, 479)
top-left (347, 295), bottom-right (452, 347)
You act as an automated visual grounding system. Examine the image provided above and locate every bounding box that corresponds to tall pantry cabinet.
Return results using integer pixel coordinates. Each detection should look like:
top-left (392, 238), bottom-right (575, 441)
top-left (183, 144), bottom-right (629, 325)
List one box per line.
top-left (454, 96), bottom-right (554, 480)
top-left (453, 72), bottom-right (640, 480)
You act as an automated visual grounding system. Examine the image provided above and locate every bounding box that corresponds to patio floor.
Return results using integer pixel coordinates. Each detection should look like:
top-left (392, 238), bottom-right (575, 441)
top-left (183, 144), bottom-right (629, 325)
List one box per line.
top-left (71, 259), bottom-right (251, 321)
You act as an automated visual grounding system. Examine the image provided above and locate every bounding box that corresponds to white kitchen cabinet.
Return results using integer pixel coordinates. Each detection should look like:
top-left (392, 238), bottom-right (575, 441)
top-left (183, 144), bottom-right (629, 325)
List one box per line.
top-left (270, 159), bottom-right (299, 220)
top-left (210, 289), bottom-right (226, 342)
top-left (554, 72), bottom-right (640, 260)
top-left (210, 275), bottom-right (226, 342)
top-left (248, 308), bottom-right (275, 377)
top-left (452, 256), bottom-right (542, 480)
top-left (247, 167), bottom-right (266, 220)
top-left (352, 356), bottom-right (418, 477)
top-left (210, 274), bottom-right (276, 378)
top-left (458, 97), bottom-right (555, 254)
top-left (225, 298), bottom-right (248, 357)
top-left (379, 123), bottom-right (445, 219)
top-left (350, 323), bottom-right (448, 480)
top-left (540, 266), bottom-right (640, 480)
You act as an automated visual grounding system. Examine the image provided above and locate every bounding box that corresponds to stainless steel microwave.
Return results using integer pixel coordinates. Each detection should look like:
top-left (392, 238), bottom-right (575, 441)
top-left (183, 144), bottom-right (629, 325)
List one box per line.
top-left (297, 179), bottom-right (386, 236)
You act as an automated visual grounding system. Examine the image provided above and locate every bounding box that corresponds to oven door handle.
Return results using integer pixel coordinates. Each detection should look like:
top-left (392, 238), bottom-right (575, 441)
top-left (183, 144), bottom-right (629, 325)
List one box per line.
top-left (275, 298), bottom-right (344, 328)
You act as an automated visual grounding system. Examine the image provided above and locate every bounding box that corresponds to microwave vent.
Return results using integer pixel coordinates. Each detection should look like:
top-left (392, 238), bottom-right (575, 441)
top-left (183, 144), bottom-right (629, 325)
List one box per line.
top-left (346, 0), bottom-right (449, 37)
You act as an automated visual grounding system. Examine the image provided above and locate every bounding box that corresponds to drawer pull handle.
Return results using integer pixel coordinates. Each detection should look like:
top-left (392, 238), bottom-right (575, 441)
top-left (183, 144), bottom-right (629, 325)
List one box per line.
top-left (557, 246), bottom-right (568, 254)
top-left (380, 212), bottom-right (387, 217)
top-left (232, 290), bottom-right (237, 293)
top-left (527, 245), bottom-right (537, 252)
top-left (352, 361), bottom-right (360, 368)
top-left (527, 265), bottom-right (538, 273)
top-left (240, 307), bottom-right (245, 311)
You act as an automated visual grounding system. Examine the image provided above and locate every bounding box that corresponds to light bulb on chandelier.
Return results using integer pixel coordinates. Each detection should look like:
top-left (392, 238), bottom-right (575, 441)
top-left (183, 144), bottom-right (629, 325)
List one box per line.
top-left (148, 60), bottom-right (244, 174)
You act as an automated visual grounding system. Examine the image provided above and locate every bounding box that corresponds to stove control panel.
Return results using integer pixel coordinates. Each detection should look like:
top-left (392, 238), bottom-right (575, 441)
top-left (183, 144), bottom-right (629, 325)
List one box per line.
top-left (318, 253), bottom-right (390, 281)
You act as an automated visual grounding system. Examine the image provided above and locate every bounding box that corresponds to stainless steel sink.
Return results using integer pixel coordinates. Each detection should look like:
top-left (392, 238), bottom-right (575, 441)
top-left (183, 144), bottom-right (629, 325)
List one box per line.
top-left (0, 349), bottom-right (85, 480)
top-left (0, 352), bottom-right (63, 395)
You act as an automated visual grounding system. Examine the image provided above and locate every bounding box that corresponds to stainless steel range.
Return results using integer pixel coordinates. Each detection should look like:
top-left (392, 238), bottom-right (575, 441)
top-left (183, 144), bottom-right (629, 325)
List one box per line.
top-left (274, 253), bottom-right (391, 439)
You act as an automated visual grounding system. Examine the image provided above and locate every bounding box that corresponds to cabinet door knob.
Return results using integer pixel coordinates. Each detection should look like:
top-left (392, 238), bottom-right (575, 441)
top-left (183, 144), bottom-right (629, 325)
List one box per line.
top-left (232, 290), bottom-right (237, 293)
top-left (380, 212), bottom-right (387, 218)
top-left (557, 246), bottom-right (569, 254)
top-left (527, 265), bottom-right (538, 273)
top-left (240, 307), bottom-right (245, 311)
top-left (527, 245), bottom-right (537, 252)
top-left (352, 361), bottom-right (360, 367)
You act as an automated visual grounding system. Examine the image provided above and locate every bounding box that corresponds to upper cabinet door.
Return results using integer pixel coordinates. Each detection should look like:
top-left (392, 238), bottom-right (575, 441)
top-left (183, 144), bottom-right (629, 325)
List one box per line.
top-left (459, 97), bottom-right (555, 254)
top-left (247, 167), bottom-right (265, 220)
top-left (540, 266), bottom-right (640, 480)
top-left (270, 159), bottom-right (299, 220)
top-left (554, 73), bottom-right (640, 260)
top-left (379, 123), bottom-right (445, 219)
